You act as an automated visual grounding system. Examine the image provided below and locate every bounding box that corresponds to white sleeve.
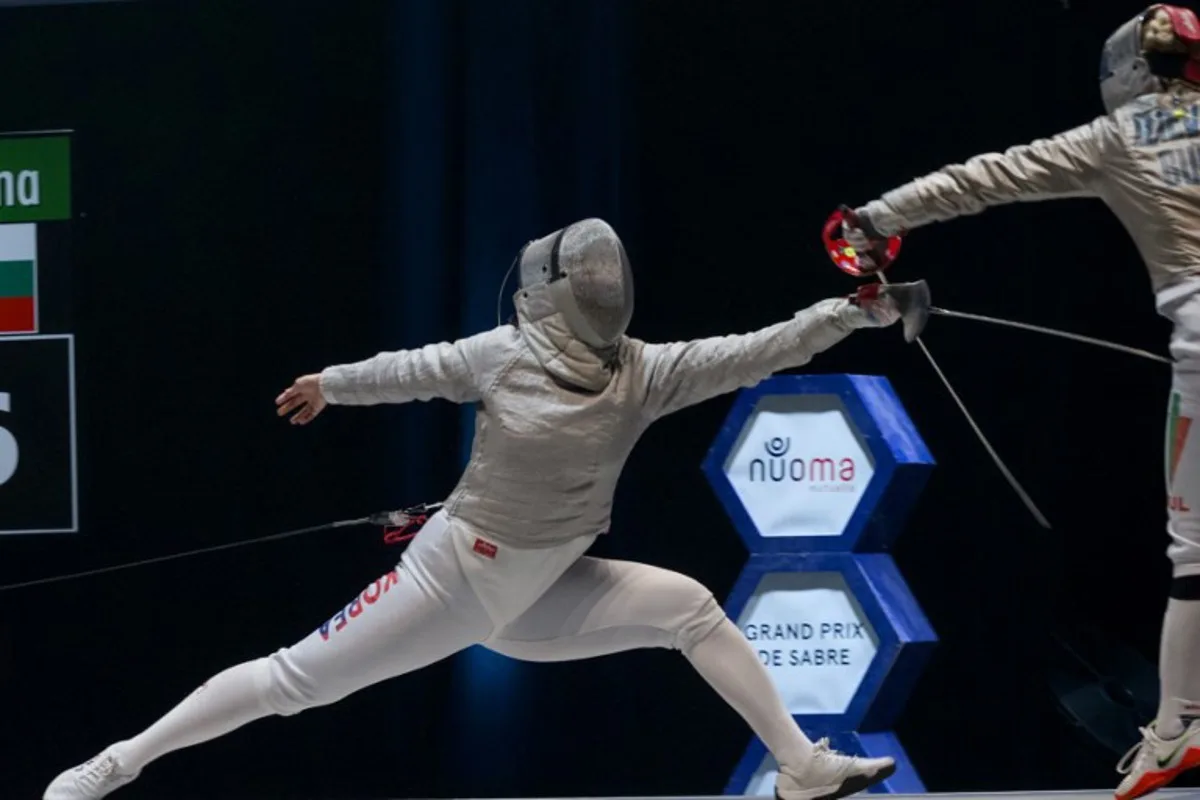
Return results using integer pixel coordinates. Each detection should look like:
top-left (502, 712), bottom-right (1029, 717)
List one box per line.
top-left (862, 116), bottom-right (1118, 235)
top-left (631, 299), bottom-right (859, 420)
top-left (318, 328), bottom-right (509, 406)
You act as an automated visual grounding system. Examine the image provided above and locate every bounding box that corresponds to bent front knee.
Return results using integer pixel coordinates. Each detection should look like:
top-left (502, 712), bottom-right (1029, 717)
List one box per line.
top-left (669, 577), bottom-right (727, 654)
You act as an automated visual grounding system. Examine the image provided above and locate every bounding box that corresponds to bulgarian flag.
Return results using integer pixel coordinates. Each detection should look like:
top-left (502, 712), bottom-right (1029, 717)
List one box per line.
top-left (0, 223), bottom-right (36, 334)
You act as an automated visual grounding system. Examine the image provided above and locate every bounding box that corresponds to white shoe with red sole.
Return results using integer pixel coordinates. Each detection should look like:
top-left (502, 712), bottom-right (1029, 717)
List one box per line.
top-left (1116, 720), bottom-right (1200, 800)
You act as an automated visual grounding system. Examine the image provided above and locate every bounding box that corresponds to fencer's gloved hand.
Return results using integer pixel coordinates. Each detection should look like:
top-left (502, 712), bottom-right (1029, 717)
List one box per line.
top-left (846, 284), bottom-right (901, 327)
top-left (847, 280), bottom-right (931, 343)
top-left (840, 205), bottom-right (893, 275)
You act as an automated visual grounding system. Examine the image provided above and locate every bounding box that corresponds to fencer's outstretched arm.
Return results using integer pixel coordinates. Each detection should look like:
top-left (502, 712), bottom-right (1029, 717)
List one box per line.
top-left (631, 298), bottom-right (883, 420)
top-left (857, 116), bottom-right (1119, 236)
top-left (319, 328), bottom-right (505, 406)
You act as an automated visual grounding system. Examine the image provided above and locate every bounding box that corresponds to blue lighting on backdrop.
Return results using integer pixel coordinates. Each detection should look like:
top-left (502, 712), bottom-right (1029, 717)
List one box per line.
top-left (386, 0), bottom-right (628, 784)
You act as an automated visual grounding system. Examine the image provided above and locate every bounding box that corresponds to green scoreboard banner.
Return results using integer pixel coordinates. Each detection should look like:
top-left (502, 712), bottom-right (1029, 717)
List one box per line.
top-left (0, 134), bottom-right (71, 224)
top-left (0, 130), bottom-right (77, 534)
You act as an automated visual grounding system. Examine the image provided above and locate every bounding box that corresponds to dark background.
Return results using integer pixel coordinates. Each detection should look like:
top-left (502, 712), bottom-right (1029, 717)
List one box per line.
top-left (0, 0), bottom-right (1177, 797)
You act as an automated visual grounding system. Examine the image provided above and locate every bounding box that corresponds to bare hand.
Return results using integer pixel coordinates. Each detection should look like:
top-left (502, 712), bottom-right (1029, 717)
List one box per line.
top-left (276, 374), bottom-right (327, 426)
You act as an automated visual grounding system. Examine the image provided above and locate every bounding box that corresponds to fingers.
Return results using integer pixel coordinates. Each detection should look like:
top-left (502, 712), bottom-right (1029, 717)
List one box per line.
top-left (289, 402), bottom-right (324, 426)
top-left (276, 396), bottom-right (307, 417)
top-left (278, 398), bottom-right (314, 425)
top-left (276, 375), bottom-right (319, 405)
top-left (278, 394), bottom-right (325, 425)
top-left (275, 385), bottom-right (298, 406)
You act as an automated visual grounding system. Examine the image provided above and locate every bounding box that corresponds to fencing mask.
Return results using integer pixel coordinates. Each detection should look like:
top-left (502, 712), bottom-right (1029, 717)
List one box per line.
top-left (514, 218), bottom-right (634, 349)
top-left (1100, 5), bottom-right (1200, 113)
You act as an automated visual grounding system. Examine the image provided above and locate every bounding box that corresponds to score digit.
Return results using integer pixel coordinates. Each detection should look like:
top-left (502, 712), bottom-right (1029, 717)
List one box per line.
top-left (0, 392), bottom-right (18, 486)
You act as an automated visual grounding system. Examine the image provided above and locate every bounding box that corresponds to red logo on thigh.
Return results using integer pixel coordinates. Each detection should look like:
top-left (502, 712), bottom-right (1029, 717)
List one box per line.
top-left (473, 538), bottom-right (498, 559)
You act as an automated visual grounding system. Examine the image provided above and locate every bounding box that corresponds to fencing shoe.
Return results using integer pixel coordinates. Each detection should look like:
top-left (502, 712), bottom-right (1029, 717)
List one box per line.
top-left (43, 748), bottom-right (139, 800)
top-left (1116, 720), bottom-right (1200, 800)
top-left (775, 738), bottom-right (896, 800)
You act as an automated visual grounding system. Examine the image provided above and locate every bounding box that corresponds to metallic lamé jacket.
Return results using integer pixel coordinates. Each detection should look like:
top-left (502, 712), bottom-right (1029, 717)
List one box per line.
top-left (319, 289), bottom-right (878, 548)
top-left (860, 89), bottom-right (1200, 298)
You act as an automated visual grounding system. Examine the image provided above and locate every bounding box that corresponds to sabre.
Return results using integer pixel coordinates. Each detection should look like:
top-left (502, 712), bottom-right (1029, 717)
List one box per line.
top-left (879, 275), bottom-right (1053, 529)
top-left (929, 306), bottom-right (1172, 365)
top-left (823, 208), bottom-right (1053, 529)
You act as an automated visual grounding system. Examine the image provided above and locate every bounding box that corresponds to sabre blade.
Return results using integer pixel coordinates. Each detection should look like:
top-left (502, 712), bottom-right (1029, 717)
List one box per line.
top-left (0, 516), bottom-right (373, 592)
top-left (877, 275), bottom-right (1052, 529)
top-left (929, 306), bottom-right (1172, 365)
top-left (913, 337), bottom-right (1053, 529)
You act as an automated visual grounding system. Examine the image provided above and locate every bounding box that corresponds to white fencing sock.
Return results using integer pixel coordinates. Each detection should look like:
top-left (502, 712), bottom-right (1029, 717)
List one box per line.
top-left (686, 618), bottom-right (814, 771)
top-left (1156, 595), bottom-right (1200, 739)
top-left (110, 658), bottom-right (274, 773)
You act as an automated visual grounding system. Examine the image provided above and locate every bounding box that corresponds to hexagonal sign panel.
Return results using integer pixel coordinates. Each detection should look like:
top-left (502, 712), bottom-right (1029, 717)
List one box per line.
top-left (736, 570), bottom-right (880, 716)
top-left (725, 730), bottom-right (926, 795)
top-left (726, 393), bottom-right (875, 541)
top-left (703, 374), bottom-right (934, 553)
top-left (724, 552), bottom-right (936, 732)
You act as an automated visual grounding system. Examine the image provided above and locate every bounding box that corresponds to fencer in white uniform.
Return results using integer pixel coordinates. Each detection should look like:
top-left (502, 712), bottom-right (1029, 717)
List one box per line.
top-left (43, 219), bottom-right (914, 800)
top-left (839, 6), bottom-right (1200, 799)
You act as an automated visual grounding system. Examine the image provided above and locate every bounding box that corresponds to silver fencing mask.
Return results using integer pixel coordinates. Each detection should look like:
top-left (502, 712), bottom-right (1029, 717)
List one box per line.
top-left (1100, 11), bottom-right (1160, 113)
top-left (516, 218), bottom-right (633, 348)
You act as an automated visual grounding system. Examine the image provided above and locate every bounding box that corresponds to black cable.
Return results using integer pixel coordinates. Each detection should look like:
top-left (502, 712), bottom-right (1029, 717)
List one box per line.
top-left (0, 516), bottom-right (371, 592)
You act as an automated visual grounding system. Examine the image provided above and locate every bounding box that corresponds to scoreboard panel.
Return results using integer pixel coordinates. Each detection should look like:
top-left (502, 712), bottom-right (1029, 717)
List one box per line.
top-left (0, 131), bottom-right (76, 534)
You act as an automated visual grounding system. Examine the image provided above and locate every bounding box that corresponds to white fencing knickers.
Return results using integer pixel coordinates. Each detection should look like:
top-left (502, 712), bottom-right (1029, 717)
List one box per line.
top-left (1162, 284), bottom-right (1200, 577)
top-left (109, 511), bottom-right (829, 777)
top-left (246, 511), bottom-right (604, 716)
